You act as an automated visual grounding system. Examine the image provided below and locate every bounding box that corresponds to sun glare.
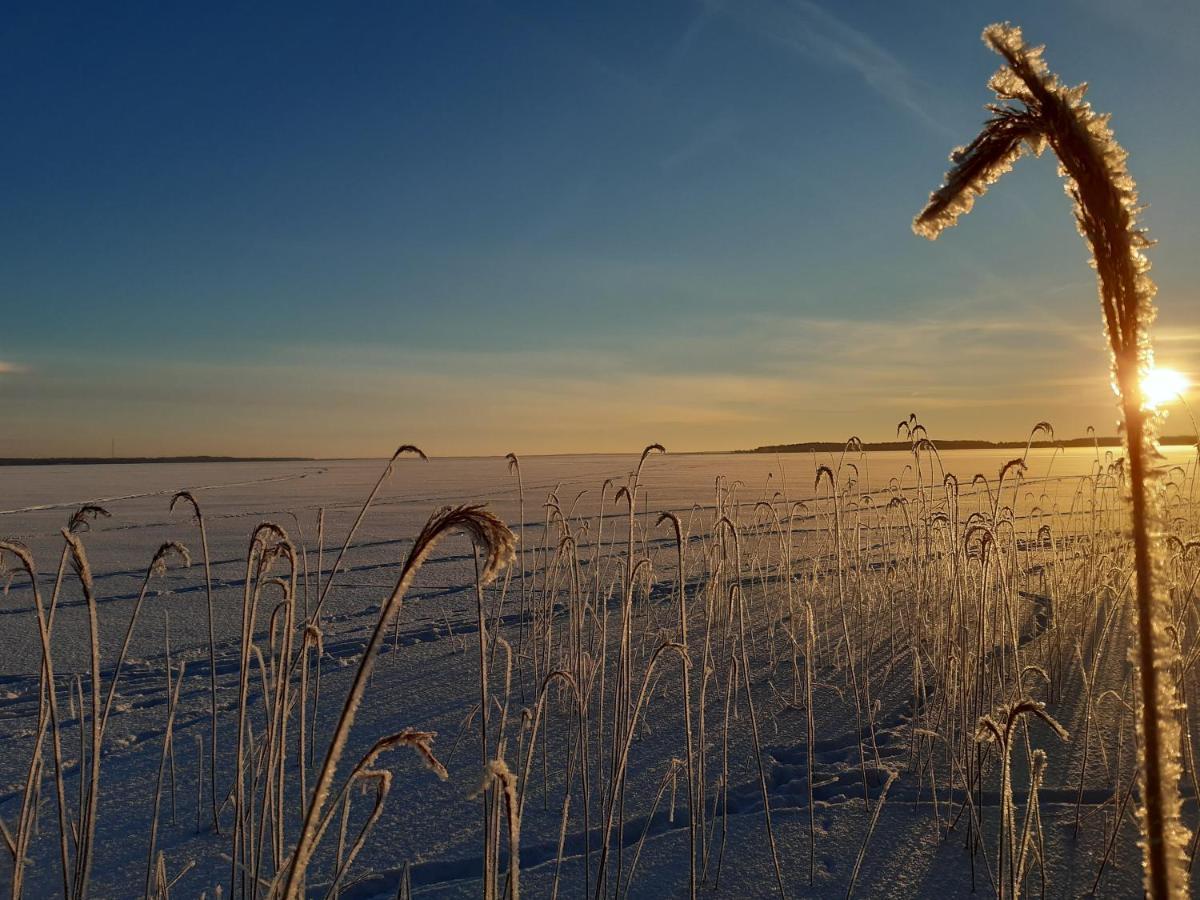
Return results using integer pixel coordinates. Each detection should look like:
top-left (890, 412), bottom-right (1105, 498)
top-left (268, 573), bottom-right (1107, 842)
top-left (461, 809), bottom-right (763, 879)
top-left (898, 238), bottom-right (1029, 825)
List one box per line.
top-left (1141, 366), bottom-right (1188, 409)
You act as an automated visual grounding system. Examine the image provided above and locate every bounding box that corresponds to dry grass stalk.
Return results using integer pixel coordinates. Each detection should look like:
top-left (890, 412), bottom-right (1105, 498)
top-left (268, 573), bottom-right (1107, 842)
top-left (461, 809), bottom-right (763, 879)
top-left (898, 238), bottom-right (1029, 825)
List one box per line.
top-left (277, 506), bottom-right (513, 899)
top-left (170, 490), bottom-right (221, 833)
top-left (914, 23), bottom-right (1187, 896)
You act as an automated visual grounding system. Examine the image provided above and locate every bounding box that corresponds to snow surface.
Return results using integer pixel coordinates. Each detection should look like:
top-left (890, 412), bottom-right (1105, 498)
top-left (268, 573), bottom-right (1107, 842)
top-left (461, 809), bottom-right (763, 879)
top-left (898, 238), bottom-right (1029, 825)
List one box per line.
top-left (0, 449), bottom-right (1195, 897)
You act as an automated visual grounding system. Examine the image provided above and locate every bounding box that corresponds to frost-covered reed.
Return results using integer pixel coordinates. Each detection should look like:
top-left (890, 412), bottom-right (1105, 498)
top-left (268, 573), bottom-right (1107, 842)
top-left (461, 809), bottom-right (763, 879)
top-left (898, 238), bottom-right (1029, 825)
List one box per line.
top-left (914, 23), bottom-right (1188, 896)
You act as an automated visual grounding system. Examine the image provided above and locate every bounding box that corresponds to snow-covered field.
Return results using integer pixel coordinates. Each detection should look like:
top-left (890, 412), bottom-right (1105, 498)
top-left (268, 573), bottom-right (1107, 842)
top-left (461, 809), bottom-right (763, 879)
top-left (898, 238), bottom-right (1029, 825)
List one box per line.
top-left (1, 446), bottom-right (1198, 897)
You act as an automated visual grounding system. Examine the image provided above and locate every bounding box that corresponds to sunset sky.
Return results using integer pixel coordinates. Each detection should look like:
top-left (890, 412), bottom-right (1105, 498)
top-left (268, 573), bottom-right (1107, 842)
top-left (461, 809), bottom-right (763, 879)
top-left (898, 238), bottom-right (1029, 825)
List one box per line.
top-left (4, 1), bottom-right (1199, 457)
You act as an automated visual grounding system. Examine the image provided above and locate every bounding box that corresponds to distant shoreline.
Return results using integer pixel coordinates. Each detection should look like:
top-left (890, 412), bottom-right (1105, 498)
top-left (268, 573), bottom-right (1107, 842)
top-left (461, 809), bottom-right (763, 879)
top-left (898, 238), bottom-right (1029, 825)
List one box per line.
top-left (742, 436), bottom-right (1198, 454)
top-left (3, 436), bottom-right (1197, 466)
top-left (0, 456), bottom-right (314, 467)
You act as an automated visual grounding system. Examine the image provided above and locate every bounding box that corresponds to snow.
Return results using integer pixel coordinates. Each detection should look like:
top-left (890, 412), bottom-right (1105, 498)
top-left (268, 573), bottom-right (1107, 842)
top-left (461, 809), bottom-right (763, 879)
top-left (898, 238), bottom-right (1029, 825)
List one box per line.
top-left (1, 448), bottom-right (1196, 897)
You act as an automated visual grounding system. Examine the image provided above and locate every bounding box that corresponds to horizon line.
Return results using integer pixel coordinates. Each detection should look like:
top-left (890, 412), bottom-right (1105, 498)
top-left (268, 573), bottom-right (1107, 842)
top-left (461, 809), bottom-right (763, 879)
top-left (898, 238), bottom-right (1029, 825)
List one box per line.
top-left (3, 434), bottom-right (1197, 466)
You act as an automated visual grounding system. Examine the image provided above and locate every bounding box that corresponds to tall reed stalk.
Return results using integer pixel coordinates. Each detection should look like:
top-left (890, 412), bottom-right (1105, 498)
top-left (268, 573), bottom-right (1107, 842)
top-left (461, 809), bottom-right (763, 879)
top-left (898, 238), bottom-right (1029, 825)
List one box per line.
top-left (170, 491), bottom-right (220, 833)
top-left (0, 541), bottom-right (70, 900)
top-left (276, 505), bottom-right (514, 899)
top-left (913, 23), bottom-right (1188, 897)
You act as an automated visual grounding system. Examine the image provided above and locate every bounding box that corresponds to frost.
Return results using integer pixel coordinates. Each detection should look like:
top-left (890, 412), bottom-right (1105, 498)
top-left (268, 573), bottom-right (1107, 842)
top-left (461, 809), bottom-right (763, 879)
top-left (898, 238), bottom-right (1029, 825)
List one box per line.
top-left (912, 21), bottom-right (1189, 897)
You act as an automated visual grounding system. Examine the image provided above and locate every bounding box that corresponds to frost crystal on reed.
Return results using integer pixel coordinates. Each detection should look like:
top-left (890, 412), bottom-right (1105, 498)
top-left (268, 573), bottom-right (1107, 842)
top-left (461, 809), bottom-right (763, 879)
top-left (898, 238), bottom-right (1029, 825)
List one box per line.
top-left (913, 22), bottom-right (1188, 898)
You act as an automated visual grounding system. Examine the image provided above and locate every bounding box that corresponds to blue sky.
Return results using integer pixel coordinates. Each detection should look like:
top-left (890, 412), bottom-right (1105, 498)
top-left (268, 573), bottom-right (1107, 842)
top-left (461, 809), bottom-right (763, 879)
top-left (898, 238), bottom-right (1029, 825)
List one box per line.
top-left (3, 1), bottom-right (1198, 456)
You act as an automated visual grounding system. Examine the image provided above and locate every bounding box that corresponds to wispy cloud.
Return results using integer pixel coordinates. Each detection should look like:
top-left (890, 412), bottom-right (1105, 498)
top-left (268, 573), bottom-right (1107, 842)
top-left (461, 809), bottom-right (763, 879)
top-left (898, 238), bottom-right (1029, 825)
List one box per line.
top-left (0, 361), bottom-right (27, 375)
top-left (699, 0), bottom-right (951, 135)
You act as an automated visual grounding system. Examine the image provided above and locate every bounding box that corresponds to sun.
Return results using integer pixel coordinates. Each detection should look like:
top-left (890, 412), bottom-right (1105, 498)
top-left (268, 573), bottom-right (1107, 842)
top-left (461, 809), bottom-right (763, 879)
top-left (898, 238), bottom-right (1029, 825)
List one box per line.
top-left (1141, 366), bottom-right (1189, 410)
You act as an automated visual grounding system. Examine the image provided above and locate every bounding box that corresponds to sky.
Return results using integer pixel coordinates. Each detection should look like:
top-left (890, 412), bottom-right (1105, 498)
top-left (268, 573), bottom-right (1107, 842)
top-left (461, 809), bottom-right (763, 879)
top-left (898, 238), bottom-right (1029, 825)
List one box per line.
top-left (3, 1), bottom-right (1199, 457)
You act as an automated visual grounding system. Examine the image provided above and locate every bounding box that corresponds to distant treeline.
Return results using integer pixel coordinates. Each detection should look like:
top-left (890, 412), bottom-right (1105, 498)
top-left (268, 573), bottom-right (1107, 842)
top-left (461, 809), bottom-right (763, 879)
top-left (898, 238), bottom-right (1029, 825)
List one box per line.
top-left (743, 436), bottom-right (1198, 454)
top-left (0, 456), bottom-right (312, 467)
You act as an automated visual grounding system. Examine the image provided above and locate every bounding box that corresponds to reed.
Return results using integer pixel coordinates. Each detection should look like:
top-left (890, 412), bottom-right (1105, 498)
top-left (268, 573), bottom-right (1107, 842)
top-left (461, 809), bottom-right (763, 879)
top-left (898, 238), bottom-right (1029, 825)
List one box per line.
top-left (61, 526), bottom-right (104, 900)
top-left (0, 540), bottom-right (70, 899)
top-left (170, 490), bottom-right (220, 833)
top-left (277, 505), bottom-right (514, 899)
top-left (914, 23), bottom-right (1187, 896)
top-left (146, 659), bottom-right (187, 899)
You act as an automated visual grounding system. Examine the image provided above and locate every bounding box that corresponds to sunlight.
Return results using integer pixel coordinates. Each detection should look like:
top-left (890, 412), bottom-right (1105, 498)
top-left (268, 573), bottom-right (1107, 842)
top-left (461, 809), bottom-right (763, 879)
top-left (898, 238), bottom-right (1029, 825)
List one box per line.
top-left (1141, 366), bottom-right (1188, 410)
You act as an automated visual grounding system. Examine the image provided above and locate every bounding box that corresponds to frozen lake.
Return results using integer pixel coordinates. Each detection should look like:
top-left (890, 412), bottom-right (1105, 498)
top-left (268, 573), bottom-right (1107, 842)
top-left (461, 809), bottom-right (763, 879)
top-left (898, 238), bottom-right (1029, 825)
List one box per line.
top-left (1, 445), bottom-right (1196, 897)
